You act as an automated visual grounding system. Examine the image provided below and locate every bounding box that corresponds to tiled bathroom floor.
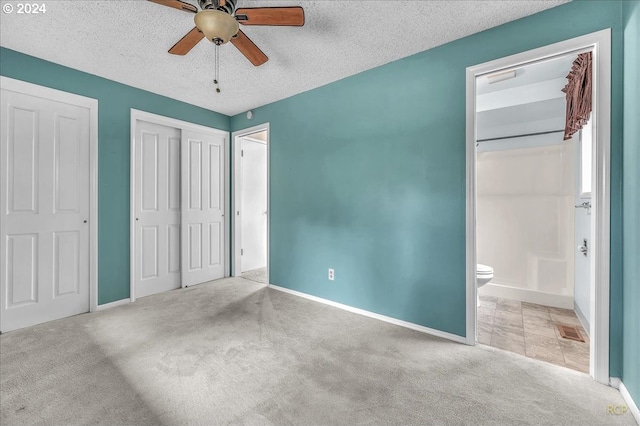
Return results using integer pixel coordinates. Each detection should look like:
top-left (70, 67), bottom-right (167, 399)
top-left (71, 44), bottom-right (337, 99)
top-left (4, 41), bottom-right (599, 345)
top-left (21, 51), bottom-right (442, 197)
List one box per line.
top-left (478, 295), bottom-right (590, 373)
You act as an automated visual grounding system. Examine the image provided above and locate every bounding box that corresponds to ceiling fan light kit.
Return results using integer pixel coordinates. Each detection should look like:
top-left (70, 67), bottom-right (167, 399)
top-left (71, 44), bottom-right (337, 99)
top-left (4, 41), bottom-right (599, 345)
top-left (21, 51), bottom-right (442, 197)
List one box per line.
top-left (194, 9), bottom-right (239, 45)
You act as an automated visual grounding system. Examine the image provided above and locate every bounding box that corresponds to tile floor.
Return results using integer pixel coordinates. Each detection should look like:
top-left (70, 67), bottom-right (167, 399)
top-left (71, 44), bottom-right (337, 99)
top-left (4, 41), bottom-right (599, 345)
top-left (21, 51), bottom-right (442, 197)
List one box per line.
top-left (478, 295), bottom-right (590, 373)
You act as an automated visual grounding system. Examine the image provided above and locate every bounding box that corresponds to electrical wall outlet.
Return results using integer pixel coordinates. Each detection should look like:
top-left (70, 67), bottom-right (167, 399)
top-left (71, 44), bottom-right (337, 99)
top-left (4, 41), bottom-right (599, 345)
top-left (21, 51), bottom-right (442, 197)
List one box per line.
top-left (328, 268), bottom-right (334, 280)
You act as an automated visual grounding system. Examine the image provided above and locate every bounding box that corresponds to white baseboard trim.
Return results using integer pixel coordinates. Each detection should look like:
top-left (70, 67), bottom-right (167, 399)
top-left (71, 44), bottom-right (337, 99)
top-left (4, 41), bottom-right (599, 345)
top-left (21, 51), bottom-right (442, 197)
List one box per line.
top-left (268, 284), bottom-right (466, 344)
top-left (620, 381), bottom-right (640, 425)
top-left (479, 282), bottom-right (573, 309)
top-left (95, 298), bottom-right (131, 311)
top-left (574, 301), bottom-right (590, 337)
top-left (611, 377), bottom-right (621, 389)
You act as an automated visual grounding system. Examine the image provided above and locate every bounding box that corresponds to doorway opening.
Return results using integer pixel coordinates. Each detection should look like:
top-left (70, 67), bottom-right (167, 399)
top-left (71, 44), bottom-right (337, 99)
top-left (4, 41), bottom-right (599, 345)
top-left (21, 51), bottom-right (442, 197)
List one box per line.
top-left (232, 124), bottom-right (270, 284)
top-left (465, 30), bottom-right (611, 384)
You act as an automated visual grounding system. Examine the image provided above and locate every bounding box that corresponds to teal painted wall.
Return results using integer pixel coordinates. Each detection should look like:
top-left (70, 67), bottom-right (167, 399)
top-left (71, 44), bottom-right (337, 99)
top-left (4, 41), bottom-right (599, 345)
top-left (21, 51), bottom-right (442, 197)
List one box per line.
top-left (0, 48), bottom-right (230, 304)
top-left (231, 0), bottom-right (625, 375)
top-left (623, 0), bottom-right (640, 407)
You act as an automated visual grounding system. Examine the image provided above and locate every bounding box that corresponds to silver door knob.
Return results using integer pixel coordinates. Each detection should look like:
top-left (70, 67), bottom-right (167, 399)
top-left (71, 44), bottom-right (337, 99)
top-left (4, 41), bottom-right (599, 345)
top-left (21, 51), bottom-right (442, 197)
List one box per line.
top-left (575, 201), bottom-right (591, 209)
top-left (578, 238), bottom-right (588, 256)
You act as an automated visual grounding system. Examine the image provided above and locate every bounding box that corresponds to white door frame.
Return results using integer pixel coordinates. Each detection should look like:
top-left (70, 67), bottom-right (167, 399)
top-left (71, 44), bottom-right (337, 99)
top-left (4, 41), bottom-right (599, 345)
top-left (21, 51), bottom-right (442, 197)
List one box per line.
top-left (231, 123), bottom-right (270, 280)
top-left (465, 29), bottom-right (611, 384)
top-left (0, 76), bottom-right (99, 315)
top-left (129, 109), bottom-right (230, 302)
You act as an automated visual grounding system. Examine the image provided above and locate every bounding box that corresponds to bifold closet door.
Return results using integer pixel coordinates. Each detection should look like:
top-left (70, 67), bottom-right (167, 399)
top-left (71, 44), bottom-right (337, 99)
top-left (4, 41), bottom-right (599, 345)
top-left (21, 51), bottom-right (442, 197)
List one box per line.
top-left (134, 120), bottom-right (181, 298)
top-left (181, 130), bottom-right (225, 287)
top-left (1, 88), bottom-right (90, 332)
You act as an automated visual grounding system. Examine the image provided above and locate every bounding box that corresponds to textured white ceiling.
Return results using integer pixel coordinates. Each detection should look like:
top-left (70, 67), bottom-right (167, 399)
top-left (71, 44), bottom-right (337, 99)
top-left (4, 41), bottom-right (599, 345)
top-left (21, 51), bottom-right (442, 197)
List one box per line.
top-left (0, 0), bottom-right (569, 116)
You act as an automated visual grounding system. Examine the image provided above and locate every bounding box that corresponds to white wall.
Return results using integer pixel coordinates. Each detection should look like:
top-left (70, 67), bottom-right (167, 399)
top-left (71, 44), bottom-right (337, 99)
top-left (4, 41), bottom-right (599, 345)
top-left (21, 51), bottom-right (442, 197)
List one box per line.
top-left (477, 139), bottom-right (575, 300)
top-left (573, 127), bottom-right (591, 326)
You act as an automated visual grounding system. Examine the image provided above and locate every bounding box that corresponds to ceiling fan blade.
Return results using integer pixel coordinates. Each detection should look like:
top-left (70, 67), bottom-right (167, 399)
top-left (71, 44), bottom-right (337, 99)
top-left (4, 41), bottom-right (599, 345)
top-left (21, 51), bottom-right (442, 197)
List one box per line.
top-left (169, 27), bottom-right (204, 55)
top-left (147, 0), bottom-right (198, 13)
top-left (231, 30), bottom-right (268, 66)
top-left (235, 7), bottom-right (304, 26)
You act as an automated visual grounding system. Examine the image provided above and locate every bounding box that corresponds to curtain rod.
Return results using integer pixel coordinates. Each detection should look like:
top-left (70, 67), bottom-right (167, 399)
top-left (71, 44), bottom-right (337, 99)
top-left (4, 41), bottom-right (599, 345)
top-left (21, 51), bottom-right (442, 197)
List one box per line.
top-left (476, 130), bottom-right (565, 143)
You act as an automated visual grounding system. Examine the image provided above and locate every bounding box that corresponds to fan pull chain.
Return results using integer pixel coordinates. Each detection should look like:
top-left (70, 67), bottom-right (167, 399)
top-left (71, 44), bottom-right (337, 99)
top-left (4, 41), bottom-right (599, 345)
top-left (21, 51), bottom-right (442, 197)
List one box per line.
top-left (213, 44), bottom-right (221, 93)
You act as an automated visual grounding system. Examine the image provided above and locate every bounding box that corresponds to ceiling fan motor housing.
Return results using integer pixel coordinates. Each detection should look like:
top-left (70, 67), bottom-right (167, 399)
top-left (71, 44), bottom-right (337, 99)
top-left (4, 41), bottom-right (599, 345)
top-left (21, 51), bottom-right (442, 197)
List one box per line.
top-left (199, 0), bottom-right (237, 14)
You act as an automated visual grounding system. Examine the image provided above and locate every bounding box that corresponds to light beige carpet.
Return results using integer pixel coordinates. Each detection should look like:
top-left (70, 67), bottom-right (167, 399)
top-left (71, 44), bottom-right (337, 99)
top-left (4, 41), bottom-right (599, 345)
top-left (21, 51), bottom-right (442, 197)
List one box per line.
top-left (0, 277), bottom-right (634, 425)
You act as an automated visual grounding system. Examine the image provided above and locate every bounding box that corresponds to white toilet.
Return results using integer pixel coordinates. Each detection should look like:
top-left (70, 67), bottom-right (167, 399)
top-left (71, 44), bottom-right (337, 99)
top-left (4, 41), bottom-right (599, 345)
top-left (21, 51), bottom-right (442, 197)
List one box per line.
top-left (476, 264), bottom-right (494, 307)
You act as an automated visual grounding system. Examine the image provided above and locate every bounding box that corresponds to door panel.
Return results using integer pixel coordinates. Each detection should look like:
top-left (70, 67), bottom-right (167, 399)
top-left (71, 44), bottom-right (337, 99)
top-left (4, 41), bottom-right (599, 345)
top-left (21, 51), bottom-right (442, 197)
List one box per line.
top-left (209, 144), bottom-right (221, 210)
top-left (181, 130), bottom-right (225, 286)
top-left (168, 225), bottom-right (181, 273)
top-left (168, 139), bottom-right (180, 210)
top-left (240, 139), bottom-right (267, 272)
top-left (134, 121), bottom-right (181, 298)
top-left (209, 222), bottom-right (221, 266)
top-left (6, 234), bottom-right (38, 306)
top-left (189, 223), bottom-right (202, 271)
top-left (141, 226), bottom-right (159, 279)
top-left (8, 106), bottom-right (38, 214)
top-left (53, 231), bottom-right (80, 297)
top-left (142, 132), bottom-right (159, 212)
top-left (1, 88), bottom-right (90, 332)
top-left (189, 141), bottom-right (202, 210)
top-left (55, 115), bottom-right (81, 213)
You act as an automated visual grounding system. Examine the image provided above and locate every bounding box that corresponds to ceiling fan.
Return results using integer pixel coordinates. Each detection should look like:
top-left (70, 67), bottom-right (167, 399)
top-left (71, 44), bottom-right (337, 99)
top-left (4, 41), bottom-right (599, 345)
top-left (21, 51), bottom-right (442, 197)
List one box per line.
top-left (148, 0), bottom-right (304, 66)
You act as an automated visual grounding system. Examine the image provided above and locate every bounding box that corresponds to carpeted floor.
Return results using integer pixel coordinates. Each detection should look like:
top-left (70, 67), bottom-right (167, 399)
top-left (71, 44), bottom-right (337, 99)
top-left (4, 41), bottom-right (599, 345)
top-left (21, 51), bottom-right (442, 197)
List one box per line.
top-left (0, 277), bottom-right (634, 425)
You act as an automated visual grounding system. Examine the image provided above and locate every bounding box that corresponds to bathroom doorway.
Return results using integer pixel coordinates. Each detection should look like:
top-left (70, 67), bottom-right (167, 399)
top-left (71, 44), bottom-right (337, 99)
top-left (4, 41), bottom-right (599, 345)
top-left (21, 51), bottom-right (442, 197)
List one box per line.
top-left (232, 124), bottom-right (270, 284)
top-left (465, 30), bottom-right (611, 384)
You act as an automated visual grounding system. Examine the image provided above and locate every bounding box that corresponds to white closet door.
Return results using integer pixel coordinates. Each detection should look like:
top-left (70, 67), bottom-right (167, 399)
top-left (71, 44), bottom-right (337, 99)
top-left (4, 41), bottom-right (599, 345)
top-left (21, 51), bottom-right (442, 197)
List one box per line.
top-left (134, 121), bottom-right (181, 298)
top-left (241, 139), bottom-right (267, 272)
top-left (1, 89), bottom-right (90, 332)
top-left (181, 130), bottom-right (225, 286)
